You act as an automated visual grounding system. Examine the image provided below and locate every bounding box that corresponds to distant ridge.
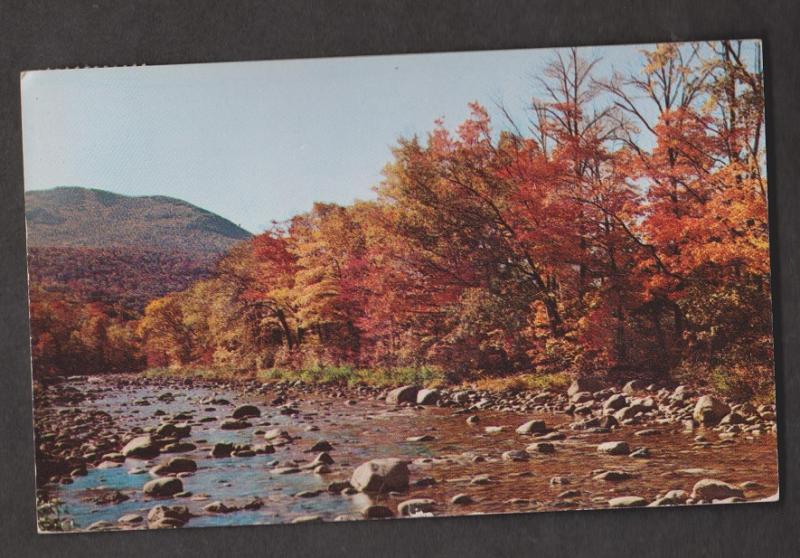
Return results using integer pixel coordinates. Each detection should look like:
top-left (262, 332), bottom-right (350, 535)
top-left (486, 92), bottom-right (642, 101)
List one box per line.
top-left (25, 186), bottom-right (251, 254)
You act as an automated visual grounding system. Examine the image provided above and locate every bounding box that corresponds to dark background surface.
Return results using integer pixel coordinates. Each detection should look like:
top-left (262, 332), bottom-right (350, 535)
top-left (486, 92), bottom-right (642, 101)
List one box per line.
top-left (1, 1), bottom-right (798, 556)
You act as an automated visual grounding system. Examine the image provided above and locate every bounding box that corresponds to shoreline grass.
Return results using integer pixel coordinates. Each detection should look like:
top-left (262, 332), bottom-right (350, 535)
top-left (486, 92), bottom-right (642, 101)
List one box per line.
top-left (141, 365), bottom-right (577, 393)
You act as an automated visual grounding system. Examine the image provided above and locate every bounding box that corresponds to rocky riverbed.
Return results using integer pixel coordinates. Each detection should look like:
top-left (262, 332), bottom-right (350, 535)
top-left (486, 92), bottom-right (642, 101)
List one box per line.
top-left (33, 375), bottom-right (779, 532)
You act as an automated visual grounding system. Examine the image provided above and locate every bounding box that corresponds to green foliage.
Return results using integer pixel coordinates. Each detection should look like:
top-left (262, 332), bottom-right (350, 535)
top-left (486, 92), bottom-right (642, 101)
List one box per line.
top-left (256, 365), bottom-right (445, 388)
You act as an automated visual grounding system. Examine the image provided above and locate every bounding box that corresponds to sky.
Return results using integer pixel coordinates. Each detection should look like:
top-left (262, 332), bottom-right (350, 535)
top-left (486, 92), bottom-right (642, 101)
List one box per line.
top-left (20, 41), bottom-right (757, 233)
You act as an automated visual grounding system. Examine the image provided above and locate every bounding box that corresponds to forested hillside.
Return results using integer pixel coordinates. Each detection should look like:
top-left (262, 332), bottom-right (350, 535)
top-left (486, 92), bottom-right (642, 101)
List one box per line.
top-left (26, 187), bottom-right (250, 254)
top-left (26, 187), bottom-right (252, 376)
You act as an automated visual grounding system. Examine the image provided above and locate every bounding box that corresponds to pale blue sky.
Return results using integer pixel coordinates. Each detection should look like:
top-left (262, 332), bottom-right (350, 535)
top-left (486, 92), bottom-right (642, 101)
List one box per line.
top-left (20, 42), bottom-right (739, 233)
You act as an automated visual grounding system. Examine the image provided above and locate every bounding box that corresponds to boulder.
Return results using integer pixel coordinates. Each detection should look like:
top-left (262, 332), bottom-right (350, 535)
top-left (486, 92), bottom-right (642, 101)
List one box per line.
top-left (691, 478), bottom-right (745, 500)
top-left (515, 419), bottom-right (547, 435)
top-left (386, 385), bottom-right (420, 405)
top-left (351, 458), bottom-right (410, 493)
top-left (416, 389), bottom-right (440, 405)
top-left (693, 396), bottom-right (731, 426)
top-left (232, 404), bottom-right (261, 419)
top-left (622, 380), bottom-right (648, 394)
top-left (147, 505), bottom-right (191, 528)
top-left (122, 435), bottom-right (160, 459)
top-left (568, 378), bottom-right (602, 397)
top-left (597, 441), bottom-right (630, 455)
top-left (143, 477), bottom-right (183, 497)
top-left (603, 394), bottom-right (627, 411)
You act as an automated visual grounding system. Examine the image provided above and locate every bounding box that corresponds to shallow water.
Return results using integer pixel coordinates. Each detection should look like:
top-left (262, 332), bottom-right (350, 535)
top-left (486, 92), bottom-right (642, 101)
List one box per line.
top-left (40, 377), bottom-right (779, 530)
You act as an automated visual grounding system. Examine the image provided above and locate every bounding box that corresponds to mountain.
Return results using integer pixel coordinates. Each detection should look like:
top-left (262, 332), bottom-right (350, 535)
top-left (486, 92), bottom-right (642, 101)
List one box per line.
top-left (25, 186), bottom-right (251, 254)
top-left (25, 187), bottom-right (253, 312)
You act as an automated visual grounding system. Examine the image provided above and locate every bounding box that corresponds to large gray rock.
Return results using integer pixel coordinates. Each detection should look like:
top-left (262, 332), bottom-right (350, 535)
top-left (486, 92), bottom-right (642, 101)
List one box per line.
top-left (691, 479), bottom-right (745, 500)
top-left (122, 435), bottom-right (160, 459)
top-left (515, 419), bottom-right (547, 435)
top-left (567, 378), bottom-right (602, 397)
top-left (147, 505), bottom-right (191, 528)
top-left (143, 477), bottom-right (183, 497)
top-left (416, 389), bottom-right (440, 405)
top-left (351, 458), bottom-right (410, 493)
top-left (386, 385), bottom-right (420, 405)
top-left (603, 394), bottom-right (628, 411)
top-left (693, 396), bottom-right (731, 426)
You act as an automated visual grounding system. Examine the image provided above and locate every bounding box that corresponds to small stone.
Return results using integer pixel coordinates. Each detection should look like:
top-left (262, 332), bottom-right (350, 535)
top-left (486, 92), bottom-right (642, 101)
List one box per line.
top-left (629, 448), bottom-right (651, 459)
top-left (451, 493), bottom-right (474, 505)
top-left (86, 520), bottom-right (115, 531)
top-left (597, 441), bottom-right (630, 455)
top-left (398, 498), bottom-right (436, 516)
top-left (406, 435), bottom-right (435, 442)
top-left (608, 496), bottom-right (647, 508)
top-left (501, 450), bottom-right (529, 462)
top-left (117, 514), bottom-right (143, 525)
top-left (526, 442), bottom-right (556, 454)
top-left (232, 404), bottom-right (261, 419)
top-left (594, 470), bottom-right (634, 482)
top-left (219, 418), bottom-right (251, 430)
top-left (291, 515), bottom-right (323, 524)
top-left (362, 505), bottom-right (394, 519)
top-left (203, 501), bottom-right (238, 513)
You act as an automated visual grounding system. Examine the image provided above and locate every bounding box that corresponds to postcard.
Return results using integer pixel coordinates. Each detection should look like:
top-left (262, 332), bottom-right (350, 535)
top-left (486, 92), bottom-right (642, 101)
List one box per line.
top-left (21, 39), bottom-right (777, 533)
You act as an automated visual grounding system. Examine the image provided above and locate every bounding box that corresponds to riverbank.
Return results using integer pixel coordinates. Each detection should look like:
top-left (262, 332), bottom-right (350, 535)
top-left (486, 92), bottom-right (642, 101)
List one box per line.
top-left (33, 372), bottom-right (778, 532)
